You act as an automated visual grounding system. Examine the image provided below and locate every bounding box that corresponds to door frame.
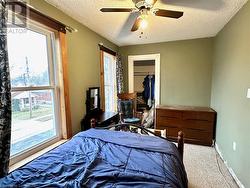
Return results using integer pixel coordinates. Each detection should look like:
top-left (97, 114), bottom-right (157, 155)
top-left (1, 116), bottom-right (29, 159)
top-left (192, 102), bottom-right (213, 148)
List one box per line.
top-left (128, 54), bottom-right (160, 105)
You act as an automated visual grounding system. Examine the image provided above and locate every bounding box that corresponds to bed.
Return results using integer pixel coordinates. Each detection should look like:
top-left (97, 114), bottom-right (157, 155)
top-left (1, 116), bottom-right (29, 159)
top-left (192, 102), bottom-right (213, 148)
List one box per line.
top-left (0, 123), bottom-right (188, 188)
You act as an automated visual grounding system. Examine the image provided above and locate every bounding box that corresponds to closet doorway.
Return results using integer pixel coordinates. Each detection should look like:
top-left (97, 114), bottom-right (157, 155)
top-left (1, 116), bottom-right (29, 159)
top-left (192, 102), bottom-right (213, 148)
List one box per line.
top-left (128, 54), bottom-right (160, 107)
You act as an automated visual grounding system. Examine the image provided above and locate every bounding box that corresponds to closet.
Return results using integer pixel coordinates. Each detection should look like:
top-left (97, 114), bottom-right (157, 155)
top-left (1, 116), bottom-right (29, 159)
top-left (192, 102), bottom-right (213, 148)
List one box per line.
top-left (133, 60), bottom-right (155, 112)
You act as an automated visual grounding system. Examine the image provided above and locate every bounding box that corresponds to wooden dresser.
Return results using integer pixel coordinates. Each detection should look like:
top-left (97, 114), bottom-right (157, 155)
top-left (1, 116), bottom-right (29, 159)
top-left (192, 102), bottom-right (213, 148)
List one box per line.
top-left (156, 105), bottom-right (216, 146)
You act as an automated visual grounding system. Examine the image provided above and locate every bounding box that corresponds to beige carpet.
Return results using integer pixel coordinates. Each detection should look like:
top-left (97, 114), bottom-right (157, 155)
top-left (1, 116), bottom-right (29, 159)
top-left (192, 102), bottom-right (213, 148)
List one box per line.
top-left (183, 144), bottom-right (238, 188)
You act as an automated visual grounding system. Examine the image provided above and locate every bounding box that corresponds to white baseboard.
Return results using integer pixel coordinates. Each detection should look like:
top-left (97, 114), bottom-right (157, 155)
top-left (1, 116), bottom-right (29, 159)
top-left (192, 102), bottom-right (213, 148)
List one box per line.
top-left (215, 143), bottom-right (245, 188)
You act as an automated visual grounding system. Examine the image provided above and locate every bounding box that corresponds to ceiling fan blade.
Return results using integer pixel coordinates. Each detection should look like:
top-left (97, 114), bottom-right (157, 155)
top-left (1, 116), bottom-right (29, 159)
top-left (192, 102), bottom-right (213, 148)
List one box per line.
top-left (131, 16), bottom-right (142, 32)
top-left (155, 9), bottom-right (183, 18)
top-left (100, 8), bottom-right (133, 12)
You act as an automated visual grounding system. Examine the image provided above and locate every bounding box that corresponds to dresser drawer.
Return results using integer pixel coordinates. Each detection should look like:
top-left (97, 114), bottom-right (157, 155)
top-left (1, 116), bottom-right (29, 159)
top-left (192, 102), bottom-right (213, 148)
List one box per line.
top-left (156, 109), bottom-right (182, 119)
top-left (157, 117), bottom-right (182, 128)
top-left (181, 120), bottom-right (213, 131)
top-left (183, 111), bottom-right (215, 122)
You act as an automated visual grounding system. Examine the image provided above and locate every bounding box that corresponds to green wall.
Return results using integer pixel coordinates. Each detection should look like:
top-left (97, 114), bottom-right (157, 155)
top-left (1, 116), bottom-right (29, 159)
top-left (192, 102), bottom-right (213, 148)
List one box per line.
top-left (23, 2), bottom-right (250, 186)
top-left (29, 0), bottom-right (118, 135)
top-left (119, 38), bottom-right (213, 107)
top-left (211, 2), bottom-right (250, 187)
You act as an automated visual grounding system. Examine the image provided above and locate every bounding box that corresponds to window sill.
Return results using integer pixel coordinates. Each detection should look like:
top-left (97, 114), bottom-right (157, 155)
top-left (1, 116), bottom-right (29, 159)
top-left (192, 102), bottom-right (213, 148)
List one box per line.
top-left (9, 139), bottom-right (67, 172)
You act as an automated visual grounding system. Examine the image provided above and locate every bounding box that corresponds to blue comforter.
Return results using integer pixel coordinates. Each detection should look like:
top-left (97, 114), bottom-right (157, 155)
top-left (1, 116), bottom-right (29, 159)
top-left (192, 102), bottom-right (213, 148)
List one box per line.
top-left (0, 129), bottom-right (188, 188)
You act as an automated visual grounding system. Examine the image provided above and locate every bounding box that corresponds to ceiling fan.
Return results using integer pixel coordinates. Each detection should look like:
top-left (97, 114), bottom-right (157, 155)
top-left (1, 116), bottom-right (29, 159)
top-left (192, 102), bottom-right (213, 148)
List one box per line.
top-left (100, 0), bottom-right (184, 32)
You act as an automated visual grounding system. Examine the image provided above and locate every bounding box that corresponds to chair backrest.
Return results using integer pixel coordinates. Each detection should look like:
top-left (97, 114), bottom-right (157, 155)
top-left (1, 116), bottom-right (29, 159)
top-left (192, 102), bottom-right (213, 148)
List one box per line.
top-left (117, 93), bottom-right (137, 118)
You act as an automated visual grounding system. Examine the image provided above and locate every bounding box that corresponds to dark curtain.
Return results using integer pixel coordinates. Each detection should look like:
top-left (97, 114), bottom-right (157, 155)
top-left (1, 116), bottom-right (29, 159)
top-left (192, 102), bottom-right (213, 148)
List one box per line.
top-left (116, 54), bottom-right (124, 94)
top-left (0, 0), bottom-right (11, 178)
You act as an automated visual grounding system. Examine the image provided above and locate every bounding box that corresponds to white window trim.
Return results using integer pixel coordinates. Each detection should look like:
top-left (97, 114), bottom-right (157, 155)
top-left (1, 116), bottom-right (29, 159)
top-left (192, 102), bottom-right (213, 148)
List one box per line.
top-left (128, 54), bottom-right (161, 105)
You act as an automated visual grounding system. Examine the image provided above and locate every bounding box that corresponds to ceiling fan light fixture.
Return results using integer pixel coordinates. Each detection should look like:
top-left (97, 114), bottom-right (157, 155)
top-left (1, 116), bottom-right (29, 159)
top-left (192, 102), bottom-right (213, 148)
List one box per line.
top-left (140, 17), bottom-right (148, 30)
top-left (145, 0), bottom-right (154, 5)
top-left (100, 0), bottom-right (184, 32)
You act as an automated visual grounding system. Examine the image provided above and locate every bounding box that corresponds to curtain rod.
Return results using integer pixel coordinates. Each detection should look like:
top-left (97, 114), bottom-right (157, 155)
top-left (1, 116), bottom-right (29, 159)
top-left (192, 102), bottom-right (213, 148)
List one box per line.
top-left (7, 0), bottom-right (77, 33)
top-left (98, 43), bottom-right (117, 56)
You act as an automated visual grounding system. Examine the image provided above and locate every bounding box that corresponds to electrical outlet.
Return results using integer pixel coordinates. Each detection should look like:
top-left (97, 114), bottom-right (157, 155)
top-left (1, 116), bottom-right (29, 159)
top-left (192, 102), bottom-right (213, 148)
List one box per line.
top-left (233, 142), bottom-right (237, 151)
top-left (247, 89), bottom-right (250, 98)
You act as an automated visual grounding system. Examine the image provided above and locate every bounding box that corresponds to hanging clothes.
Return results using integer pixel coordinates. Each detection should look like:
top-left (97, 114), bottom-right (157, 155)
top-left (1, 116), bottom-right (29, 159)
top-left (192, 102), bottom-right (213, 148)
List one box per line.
top-left (142, 75), bottom-right (155, 107)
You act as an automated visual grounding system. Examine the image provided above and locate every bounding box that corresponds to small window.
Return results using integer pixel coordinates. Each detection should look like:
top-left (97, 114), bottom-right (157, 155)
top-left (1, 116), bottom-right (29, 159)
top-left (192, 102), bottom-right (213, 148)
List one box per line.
top-left (8, 23), bottom-right (61, 159)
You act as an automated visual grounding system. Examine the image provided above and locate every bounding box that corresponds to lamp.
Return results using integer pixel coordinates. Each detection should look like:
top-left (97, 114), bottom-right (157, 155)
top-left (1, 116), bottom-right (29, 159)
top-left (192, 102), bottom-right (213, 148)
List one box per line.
top-left (247, 89), bottom-right (250, 99)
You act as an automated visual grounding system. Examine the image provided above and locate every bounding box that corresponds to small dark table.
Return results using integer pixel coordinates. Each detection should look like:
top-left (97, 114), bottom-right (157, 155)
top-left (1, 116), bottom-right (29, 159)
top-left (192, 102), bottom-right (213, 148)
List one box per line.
top-left (81, 110), bottom-right (119, 131)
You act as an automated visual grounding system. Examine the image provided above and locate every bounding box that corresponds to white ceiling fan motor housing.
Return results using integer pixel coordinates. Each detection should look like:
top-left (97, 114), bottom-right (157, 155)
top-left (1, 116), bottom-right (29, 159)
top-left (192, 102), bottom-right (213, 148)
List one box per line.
top-left (133, 0), bottom-right (153, 10)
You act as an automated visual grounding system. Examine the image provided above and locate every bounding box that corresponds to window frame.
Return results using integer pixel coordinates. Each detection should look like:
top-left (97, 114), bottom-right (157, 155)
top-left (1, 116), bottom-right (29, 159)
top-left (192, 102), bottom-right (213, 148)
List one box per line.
top-left (9, 20), bottom-right (63, 165)
top-left (100, 50), bottom-right (117, 112)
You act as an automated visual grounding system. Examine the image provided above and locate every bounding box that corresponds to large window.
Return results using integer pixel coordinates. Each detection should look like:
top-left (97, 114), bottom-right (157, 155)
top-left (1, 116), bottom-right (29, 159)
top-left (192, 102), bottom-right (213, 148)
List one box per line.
top-left (8, 23), bottom-right (61, 159)
top-left (102, 52), bottom-right (117, 112)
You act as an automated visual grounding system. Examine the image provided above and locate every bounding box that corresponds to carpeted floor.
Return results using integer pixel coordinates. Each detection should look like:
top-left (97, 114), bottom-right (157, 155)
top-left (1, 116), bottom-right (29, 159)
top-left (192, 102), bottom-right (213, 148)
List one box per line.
top-left (183, 144), bottom-right (239, 188)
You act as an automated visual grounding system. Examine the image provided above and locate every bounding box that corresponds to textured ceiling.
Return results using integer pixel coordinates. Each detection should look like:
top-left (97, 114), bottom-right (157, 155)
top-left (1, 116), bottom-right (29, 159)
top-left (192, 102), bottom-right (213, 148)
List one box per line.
top-left (45, 0), bottom-right (248, 46)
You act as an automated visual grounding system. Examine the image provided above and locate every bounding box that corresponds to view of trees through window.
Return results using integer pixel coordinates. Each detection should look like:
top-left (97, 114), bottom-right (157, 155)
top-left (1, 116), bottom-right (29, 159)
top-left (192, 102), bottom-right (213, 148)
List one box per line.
top-left (11, 57), bottom-right (49, 88)
top-left (8, 26), bottom-right (59, 157)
